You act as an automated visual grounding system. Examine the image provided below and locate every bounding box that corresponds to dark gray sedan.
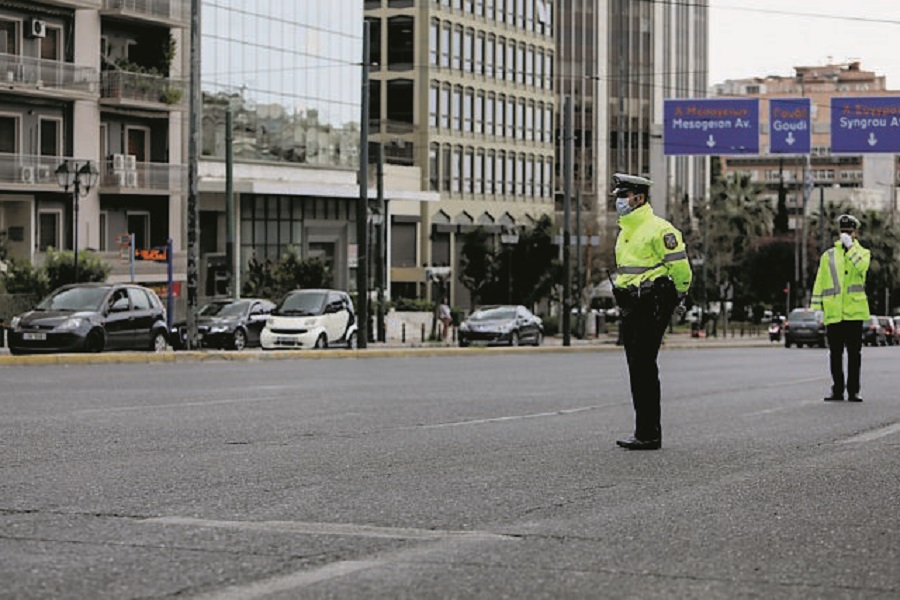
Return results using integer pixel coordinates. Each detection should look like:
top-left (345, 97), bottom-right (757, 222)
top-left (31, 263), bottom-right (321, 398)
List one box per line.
top-left (170, 298), bottom-right (274, 350)
top-left (7, 283), bottom-right (169, 355)
top-left (458, 305), bottom-right (543, 347)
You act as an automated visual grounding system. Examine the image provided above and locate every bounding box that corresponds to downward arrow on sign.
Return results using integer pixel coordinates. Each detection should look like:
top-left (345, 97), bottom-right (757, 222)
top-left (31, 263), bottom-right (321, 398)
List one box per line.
top-left (868, 132), bottom-right (878, 147)
top-left (706, 135), bottom-right (716, 148)
top-left (786, 132), bottom-right (795, 146)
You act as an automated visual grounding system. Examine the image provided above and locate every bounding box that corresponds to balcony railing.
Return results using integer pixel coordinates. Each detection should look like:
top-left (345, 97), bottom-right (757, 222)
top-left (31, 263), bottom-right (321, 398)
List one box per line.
top-left (99, 158), bottom-right (187, 193)
top-left (101, 70), bottom-right (186, 108)
top-left (44, 0), bottom-right (102, 9)
top-left (0, 154), bottom-right (80, 188)
top-left (0, 53), bottom-right (96, 96)
top-left (101, 0), bottom-right (188, 26)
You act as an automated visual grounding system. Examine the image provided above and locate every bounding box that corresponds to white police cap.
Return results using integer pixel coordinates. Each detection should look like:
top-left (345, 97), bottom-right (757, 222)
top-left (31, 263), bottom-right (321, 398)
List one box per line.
top-left (611, 173), bottom-right (653, 196)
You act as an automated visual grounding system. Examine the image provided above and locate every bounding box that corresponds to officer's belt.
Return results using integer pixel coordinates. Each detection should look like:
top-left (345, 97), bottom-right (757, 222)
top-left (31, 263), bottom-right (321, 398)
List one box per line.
top-left (618, 251), bottom-right (685, 275)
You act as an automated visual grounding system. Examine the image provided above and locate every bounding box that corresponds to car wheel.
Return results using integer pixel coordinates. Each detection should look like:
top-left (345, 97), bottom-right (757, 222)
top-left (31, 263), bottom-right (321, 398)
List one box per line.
top-left (231, 329), bottom-right (247, 351)
top-left (314, 334), bottom-right (327, 349)
top-left (510, 331), bottom-right (519, 347)
top-left (346, 331), bottom-right (357, 349)
top-left (84, 329), bottom-right (104, 353)
top-left (150, 331), bottom-right (168, 352)
top-left (533, 331), bottom-right (542, 347)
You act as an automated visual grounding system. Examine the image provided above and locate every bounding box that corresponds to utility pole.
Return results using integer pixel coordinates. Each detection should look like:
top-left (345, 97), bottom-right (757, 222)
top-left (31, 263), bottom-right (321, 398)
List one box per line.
top-left (185, 0), bottom-right (201, 349)
top-left (356, 21), bottom-right (370, 349)
top-left (376, 143), bottom-right (385, 343)
top-left (562, 95), bottom-right (572, 346)
top-left (800, 154), bottom-right (811, 307)
top-left (226, 106), bottom-right (236, 298)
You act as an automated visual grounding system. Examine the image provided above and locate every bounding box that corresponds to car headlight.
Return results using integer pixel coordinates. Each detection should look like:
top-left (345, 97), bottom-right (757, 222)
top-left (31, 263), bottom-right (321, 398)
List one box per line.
top-left (56, 317), bottom-right (85, 332)
top-left (9, 316), bottom-right (21, 330)
top-left (266, 317), bottom-right (276, 328)
top-left (459, 322), bottom-right (470, 331)
top-left (209, 325), bottom-right (228, 333)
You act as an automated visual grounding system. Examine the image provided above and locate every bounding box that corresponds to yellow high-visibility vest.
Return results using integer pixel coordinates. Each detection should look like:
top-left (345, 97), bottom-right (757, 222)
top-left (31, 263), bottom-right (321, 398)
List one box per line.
top-left (615, 204), bottom-right (692, 293)
top-left (810, 240), bottom-right (870, 325)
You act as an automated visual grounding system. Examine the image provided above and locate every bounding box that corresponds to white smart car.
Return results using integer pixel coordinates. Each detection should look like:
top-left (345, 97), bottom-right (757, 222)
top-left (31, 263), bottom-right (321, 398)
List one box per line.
top-left (260, 289), bottom-right (358, 350)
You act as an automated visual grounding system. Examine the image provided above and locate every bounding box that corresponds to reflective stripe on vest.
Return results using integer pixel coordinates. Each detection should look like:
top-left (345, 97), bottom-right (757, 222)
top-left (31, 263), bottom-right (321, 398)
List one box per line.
top-left (820, 248), bottom-right (841, 297)
top-left (618, 262), bottom-right (663, 274)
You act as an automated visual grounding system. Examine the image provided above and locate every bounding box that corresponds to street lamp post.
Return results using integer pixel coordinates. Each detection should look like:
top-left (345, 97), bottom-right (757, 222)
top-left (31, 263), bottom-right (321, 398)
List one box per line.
top-left (56, 160), bottom-right (99, 283)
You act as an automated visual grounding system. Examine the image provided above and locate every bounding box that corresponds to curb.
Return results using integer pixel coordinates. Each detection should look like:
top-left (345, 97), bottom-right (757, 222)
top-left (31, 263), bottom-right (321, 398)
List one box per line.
top-left (0, 338), bottom-right (774, 367)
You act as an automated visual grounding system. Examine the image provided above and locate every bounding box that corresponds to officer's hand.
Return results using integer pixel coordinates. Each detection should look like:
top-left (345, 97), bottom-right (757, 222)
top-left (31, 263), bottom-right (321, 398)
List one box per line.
top-left (674, 292), bottom-right (687, 318)
top-left (840, 232), bottom-right (853, 249)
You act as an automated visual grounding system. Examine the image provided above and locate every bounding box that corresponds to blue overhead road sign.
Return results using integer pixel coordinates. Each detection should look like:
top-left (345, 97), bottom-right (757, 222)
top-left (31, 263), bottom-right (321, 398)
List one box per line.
top-left (769, 98), bottom-right (811, 154)
top-left (831, 96), bottom-right (900, 153)
top-left (664, 98), bottom-right (759, 156)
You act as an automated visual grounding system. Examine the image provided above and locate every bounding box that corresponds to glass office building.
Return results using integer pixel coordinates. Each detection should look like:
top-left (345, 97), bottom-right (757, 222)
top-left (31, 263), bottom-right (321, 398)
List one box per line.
top-left (200, 1), bottom-right (365, 293)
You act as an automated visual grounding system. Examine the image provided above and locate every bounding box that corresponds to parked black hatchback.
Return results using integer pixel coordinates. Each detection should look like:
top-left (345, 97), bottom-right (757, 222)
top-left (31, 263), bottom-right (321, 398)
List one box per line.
top-left (7, 283), bottom-right (169, 355)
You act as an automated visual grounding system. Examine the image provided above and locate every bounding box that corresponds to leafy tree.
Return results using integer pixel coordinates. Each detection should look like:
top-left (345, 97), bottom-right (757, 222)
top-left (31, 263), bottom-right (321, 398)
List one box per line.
top-left (241, 257), bottom-right (276, 299)
top-left (458, 226), bottom-right (495, 307)
top-left (1, 258), bottom-right (49, 296)
top-left (241, 250), bottom-right (332, 301)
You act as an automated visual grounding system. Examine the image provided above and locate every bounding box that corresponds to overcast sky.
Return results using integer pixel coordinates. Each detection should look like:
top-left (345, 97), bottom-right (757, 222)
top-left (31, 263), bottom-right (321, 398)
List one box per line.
top-left (708, 1), bottom-right (900, 89)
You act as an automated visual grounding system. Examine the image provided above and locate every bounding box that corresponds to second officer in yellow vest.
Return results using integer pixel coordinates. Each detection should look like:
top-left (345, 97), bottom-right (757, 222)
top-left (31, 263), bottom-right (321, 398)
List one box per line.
top-left (610, 174), bottom-right (692, 450)
top-left (810, 214), bottom-right (870, 402)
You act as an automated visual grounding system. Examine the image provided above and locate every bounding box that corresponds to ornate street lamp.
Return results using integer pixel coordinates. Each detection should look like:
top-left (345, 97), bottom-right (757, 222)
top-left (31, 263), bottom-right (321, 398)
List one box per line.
top-left (56, 160), bottom-right (99, 283)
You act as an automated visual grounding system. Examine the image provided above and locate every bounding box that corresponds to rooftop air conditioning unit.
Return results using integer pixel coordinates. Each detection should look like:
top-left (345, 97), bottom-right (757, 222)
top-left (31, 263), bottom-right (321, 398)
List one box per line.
top-left (28, 19), bottom-right (47, 39)
top-left (19, 166), bottom-right (35, 183)
top-left (115, 171), bottom-right (127, 187)
top-left (125, 171), bottom-right (138, 188)
top-left (125, 154), bottom-right (137, 170)
top-left (112, 154), bottom-right (126, 171)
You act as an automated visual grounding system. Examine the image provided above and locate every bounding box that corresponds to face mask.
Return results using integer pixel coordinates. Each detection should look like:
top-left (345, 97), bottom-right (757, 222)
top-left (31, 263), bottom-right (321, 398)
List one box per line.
top-left (615, 197), bottom-right (633, 216)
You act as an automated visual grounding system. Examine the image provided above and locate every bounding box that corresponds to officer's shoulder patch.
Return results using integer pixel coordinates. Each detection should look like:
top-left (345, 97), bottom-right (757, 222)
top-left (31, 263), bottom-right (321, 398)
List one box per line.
top-left (663, 232), bottom-right (678, 250)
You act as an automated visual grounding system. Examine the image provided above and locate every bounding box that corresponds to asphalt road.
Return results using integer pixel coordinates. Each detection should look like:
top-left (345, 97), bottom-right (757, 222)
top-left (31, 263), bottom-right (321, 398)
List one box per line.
top-left (1, 345), bottom-right (898, 599)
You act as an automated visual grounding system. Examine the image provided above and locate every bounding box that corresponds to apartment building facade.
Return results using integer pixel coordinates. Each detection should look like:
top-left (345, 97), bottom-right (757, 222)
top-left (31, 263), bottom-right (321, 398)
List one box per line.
top-left (712, 62), bottom-right (900, 220)
top-left (365, 0), bottom-right (557, 306)
top-left (0, 0), bottom-right (189, 288)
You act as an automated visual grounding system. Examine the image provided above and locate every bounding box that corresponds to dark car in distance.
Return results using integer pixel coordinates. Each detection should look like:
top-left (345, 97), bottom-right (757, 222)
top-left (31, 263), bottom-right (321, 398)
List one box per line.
top-left (783, 308), bottom-right (826, 348)
top-left (7, 283), bottom-right (168, 355)
top-left (170, 298), bottom-right (275, 350)
top-left (458, 305), bottom-right (543, 347)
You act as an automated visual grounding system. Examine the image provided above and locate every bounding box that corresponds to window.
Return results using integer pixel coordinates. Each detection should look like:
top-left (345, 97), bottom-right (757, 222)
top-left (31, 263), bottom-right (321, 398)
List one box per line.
top-left (485, 34), bottom-right (495, 78)
top-left (99, 211), bottom-right (108, 251)
top-left (441, 144), bottom-right (451, 191)
top-left (0, 115), bottom-right (18, 153)
top-left (525, 155), bottom-right (534, 197)
top-left (39, 117), bottom-right (62, 157)
top-left (386, 79), bottom-right (414, 126)
top-left (366, 17), bottom-right (381, 68)
top-left (506, 153), bottom-right (514, 196)
top-left (496, 94), bottom-right (505, 138)
top-left (0, 19), bottom-right (18, 55)
top-left (497, 151), bottom-right (506, 195)
top-left (429, 144), bottom-right (439, 191)
top-left (452, 26), bottom-right (462, 71)
top-left (506, 40), bottom-right (515, 82)
top-left (516, 43), bottom-right (525, 84)
top-left (126, 126), bottom-right (149, 162)
top-left (387, 16), bottom-right (413, 70)
top-left (516, 98), bottom-right (525, 140)
top-left (526, 46), bottom-right (534, 87)
top-left (440, 84), bottom-right (451, 129)
top-left (39, 210), bottom-right (61, 252)
top-left (463, 87), bottom-right (474, 132)
top-left (475, 150), bottom-right (484, 194)
top-left (391, 221), bottom-right (417, 268)
top-left (485, 92), bottom-right (495, 136)
top-left (486, 150), bottom-right (495, 195)
top-left (429, 19), bottom-right (440, 66)
top-left (452, 146), bottom-right (462, 193)
top-left (475, 32), bottom-right (484, 75)
top-left (463, 28), bottom-right (474, 73)
top-left (536, 102), bottom-right (544, 142)
top-left (496, 38), bottom-right (505, 81)
top-left (506, 96), bottom-right (515, 138)
top-left (525, 101), bottom-right (533, 141)
top-left (535, 48), bottom-right (544, 89)
top-left (127, 212), bottom-right (150, 250)
top-left (41, 26), bottom-right (63, 61)
top-left (440, 22), bottom-right (451, 68)
top-left (128, 287), bottom-right (152, 310)
top-left (429, 83), bottom-right (439, 129)
top-left (517, 154), bottom-right (525, 195)
top-left (464, 147), bottom-right (473, 193)
top-left (475, 91), bottom-right (484, 134)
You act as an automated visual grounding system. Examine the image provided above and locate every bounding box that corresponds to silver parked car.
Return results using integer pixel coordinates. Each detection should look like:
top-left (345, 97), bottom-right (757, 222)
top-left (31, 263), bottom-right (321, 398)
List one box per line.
top-left (458, 305), bottom-right (543, 347)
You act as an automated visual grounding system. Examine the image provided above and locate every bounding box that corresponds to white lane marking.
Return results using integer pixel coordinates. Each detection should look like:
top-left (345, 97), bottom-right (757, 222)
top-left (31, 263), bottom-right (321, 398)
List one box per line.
top-left (419, 404), bottom-right (609, 429)
top-left (142, 516), bottom-right (511, 541)
top-left (73, 396), bottom-right (287, 414)
top-left (743, 399), bottom-right (821, 417)
top-left (838, 422), bottom-right (900, 444)
top-left (146, 517), bottom-right (516, 600)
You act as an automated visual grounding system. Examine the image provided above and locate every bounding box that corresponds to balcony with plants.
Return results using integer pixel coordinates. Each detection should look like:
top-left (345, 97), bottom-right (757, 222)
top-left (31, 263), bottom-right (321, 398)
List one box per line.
top-left (99, 31), bottom-right (184, 109)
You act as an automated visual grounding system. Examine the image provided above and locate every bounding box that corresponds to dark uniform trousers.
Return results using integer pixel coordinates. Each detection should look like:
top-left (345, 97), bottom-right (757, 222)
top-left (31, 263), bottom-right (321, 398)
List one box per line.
top-left (620, 290), bottom-right (674, 441)
top-left (825, 320), bottom-right (863, 397)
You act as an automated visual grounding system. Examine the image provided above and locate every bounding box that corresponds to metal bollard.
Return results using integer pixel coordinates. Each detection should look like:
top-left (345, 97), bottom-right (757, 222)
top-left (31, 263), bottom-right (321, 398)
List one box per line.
top-left (401, 323), bottom-right (406, 344)
top-left (421, 323), bottom-right (426, 342)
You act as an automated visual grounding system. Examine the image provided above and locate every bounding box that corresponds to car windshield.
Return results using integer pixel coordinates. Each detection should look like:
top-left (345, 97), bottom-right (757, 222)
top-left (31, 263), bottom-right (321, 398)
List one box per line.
top-left (469, 307), bottom-right (516, 321)
top-left (36, 286), bottom-right (109, 311)
top-left (199, 300), bottom-right (249, 317)
top-left (275, 292), bottom-right (327, 315)
top-left (789, 311), bottom-right (818, 322)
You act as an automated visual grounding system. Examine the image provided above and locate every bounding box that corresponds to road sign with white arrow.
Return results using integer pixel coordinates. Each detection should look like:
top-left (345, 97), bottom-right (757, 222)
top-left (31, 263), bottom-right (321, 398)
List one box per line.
top-left (831, 96), bottom-right (900, 153)
top-left (664, 98), bottom-right (759, 156)
top-left (769, 98), bottom-right (810, 154)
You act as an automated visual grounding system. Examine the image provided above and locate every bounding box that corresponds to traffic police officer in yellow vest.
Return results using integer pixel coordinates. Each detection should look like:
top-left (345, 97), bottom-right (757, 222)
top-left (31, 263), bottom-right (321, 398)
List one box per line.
top-left (611, 174), bottom-right (692, 450)
top-left (811, 214), bottom-right (870, 402)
